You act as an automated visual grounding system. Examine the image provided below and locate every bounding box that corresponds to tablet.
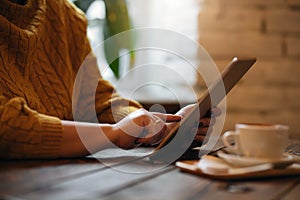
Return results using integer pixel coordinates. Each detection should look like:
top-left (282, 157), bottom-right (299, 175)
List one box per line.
top-left (150, 57), bottom-right (257, 162)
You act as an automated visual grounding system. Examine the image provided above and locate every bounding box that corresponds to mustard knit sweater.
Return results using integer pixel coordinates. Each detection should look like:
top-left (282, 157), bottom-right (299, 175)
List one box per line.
top-left (0, 0), bottom-right (141, 159)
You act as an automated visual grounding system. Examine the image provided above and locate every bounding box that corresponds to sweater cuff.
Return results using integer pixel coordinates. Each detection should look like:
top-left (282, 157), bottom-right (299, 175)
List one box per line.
top-left (32, 114), bottom-right (63, 159)
top-left (113, 106), bottom-right (141, 122)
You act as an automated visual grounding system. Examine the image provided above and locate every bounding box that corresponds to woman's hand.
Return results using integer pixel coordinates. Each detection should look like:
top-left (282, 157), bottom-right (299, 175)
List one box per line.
top-left (112, 108), bottom-right (181, 149)
top-left (111, 104), bottom-right (221, 149)
top-left (60, 110), bottom-right (181, 157)
top-left (173, 104), bottom-right (221, 143)
top-left (59, 105), bottom-right (220, 158)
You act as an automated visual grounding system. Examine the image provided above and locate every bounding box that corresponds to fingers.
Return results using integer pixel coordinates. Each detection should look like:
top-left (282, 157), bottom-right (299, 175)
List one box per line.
top-left (205, 107), bottom-right (222, 117)
top-left (135, 112), bottom-right (167, 145)
top-left (139, 112), bottom-right (181, 145)
top-left (193, 108), bottom-right (219, 143)
top-left (197, 126), bottom-right (213, 136)
top-left (191, 127), bottom-right (213, 143)
top-left (199, 117), bottom-right (216, 128)
top-left (175, 103), bottom-right (197, 117)
top-left (153, 112), bottom-right (182, 123)
top-left (120, 106), bottom-right (221, 147)
top-left (211, 107), bottom-right (222, 117)
top-left (194, 135), bottom-right (206, 142)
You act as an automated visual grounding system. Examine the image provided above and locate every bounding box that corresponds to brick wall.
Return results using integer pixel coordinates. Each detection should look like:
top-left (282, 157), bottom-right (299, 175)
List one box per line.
top-left (197, 0), bottom-right (300, 138)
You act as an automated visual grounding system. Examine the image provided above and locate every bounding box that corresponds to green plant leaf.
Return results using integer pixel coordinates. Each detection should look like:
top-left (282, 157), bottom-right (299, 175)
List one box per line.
top-left (103, 0), bottom-right (134, 79)
top-left (73, 0), bottom-right (135, 79)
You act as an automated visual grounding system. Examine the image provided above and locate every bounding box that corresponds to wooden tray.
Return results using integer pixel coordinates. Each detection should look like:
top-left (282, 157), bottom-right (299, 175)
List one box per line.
top-left (175, 160), bottom-right (300, 180)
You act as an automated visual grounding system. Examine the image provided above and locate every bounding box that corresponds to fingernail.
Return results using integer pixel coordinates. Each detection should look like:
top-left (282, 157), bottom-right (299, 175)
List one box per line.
top-left (199, 122), bottom-right (204, 127)
top-left (176, 115), bottom-right (182, 121)
top-left (209, 111), bottom-right (215, 117)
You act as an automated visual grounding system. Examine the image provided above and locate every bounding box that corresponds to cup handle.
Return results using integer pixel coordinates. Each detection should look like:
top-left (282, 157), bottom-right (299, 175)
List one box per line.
top-left (222, 131), bottom-right (239, 154)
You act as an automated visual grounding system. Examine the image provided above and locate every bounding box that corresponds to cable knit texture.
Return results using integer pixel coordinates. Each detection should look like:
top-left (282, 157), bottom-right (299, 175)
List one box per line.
top-left (0, 0), bottom-right (142, 159)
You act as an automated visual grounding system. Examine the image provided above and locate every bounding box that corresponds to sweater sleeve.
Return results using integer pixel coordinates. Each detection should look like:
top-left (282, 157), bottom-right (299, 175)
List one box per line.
top-left (71, 52), bottom-right (142, 124)
top-left (60, 0), bottom-right (142, 124)
top-left (0, 96), bottom-right (63, 159)
top-left (95, 79), bottom-right (143, 123)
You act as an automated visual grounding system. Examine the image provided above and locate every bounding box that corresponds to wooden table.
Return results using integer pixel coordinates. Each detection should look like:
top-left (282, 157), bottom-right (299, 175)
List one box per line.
top-left (1, 140), bottom-right (300, 200)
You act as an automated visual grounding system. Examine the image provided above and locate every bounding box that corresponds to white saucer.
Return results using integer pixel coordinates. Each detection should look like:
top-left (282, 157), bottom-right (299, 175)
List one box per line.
top-left (217, 150), bottom-right (294, 167)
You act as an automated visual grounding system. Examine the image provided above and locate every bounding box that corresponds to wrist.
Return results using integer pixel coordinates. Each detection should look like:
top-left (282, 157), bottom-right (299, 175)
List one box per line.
top-left (111, 124), bottom-right (141, 149)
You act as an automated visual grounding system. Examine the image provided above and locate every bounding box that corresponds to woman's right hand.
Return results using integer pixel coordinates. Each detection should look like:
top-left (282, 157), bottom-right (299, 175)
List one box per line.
top-left (111, 108), bottom-right (181, 149)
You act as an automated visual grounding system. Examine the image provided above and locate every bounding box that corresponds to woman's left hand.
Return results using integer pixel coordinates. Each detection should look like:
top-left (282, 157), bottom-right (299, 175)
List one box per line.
top-left (171, 104), bottom-right (221, 143)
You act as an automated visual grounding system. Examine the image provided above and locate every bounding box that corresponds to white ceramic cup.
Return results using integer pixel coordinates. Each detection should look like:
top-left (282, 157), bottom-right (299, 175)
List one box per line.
top-left (222, 123), bottom-right (289, 159)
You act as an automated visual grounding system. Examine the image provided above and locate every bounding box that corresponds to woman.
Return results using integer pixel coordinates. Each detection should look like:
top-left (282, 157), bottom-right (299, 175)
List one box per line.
top-left (0, 0), bottom-right (218, 159)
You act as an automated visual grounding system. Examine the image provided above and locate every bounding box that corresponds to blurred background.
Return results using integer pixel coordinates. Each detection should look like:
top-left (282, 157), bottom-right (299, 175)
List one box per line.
top-left (197, 0), bottom-right (300, 139)
top-left (73, 0), bottom-right (300, 139)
